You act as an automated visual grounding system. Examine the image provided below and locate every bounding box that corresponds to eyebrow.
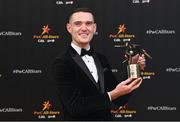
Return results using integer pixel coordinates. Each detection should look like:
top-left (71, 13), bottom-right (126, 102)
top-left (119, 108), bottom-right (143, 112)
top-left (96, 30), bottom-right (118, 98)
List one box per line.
top-left (73, 20), bottom-right (94, 23)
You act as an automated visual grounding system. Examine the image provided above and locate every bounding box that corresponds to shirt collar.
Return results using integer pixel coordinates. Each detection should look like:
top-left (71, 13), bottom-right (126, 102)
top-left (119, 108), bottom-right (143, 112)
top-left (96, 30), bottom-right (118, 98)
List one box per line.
top-left (71, 42), bottom-right (90, 55)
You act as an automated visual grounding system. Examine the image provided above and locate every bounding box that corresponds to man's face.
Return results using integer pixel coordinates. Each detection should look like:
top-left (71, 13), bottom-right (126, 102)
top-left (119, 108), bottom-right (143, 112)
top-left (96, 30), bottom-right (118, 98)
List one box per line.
top-left (67, 12), bottom-right (96, 48)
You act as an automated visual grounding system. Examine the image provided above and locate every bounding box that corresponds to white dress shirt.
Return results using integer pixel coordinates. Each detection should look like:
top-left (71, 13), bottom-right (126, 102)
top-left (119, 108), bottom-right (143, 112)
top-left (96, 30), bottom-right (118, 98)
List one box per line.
top-left (71, 43), bottom-right (98, 82)
top-left (71, 42), bottom-right (112, 101)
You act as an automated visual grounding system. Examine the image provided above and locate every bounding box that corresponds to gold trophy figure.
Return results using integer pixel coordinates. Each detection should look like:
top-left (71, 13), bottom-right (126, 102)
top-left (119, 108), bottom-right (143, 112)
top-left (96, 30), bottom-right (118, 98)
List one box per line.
top-left (123, 42), bottom-right (152, 79)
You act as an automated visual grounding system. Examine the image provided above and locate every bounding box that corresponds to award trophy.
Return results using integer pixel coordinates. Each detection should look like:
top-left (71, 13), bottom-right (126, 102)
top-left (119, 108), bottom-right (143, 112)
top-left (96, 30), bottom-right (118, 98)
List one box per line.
top-left (123, 42), bottom-right (152, 79)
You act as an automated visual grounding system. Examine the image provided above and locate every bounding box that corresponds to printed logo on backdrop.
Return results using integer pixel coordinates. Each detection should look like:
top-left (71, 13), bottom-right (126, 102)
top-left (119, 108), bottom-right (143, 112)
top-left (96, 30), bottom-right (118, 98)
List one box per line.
top-left (0, 31), bottom-right (22, 36)
top-left (111, 104), bottom-right (137, 119)
top-left (33, 100), bottom-right (60, 119)
top-left (109, 24), bottom-right (135, 48)
top-left (12, 69), bottom-right (42, 74)
top-left (0, 107), bottom-right (23, 113)
top-left (56, 0), bottom-right (74, 6)
top-left (109, 24), bottom-right (155, 80)
top-left (146, 29), bottom-right (175, 35)
top-left (147, 105), bottom-right (177, 111)
top-left (141, 71), bottom-right (155, 80)
top-left (110, 63), bottom-right (156, 80)
top-left (166, 67), bottom-right (180, 73)
top-left (132, 0), bottom-right (150, 4)
top-left (33, 25), bottom-right (59, 43)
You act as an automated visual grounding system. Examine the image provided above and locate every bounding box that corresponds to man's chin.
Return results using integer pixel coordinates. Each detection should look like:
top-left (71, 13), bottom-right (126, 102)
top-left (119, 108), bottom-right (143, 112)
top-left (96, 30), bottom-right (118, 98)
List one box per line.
top-left (79, 41), bottom-right (91, 46)
top-left (79, 39), bottom-right (91, 43)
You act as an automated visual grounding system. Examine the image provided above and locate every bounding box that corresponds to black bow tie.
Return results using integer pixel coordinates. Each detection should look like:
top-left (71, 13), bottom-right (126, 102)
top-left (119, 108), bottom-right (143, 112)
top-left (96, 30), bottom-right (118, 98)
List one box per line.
top-left (81, 48), bottom-right (94, 56)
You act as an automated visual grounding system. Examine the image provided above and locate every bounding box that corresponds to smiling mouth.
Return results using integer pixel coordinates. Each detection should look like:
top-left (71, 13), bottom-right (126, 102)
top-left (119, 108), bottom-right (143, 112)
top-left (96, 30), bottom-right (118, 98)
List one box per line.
top-left (79, 33), bottom-right (88, 38)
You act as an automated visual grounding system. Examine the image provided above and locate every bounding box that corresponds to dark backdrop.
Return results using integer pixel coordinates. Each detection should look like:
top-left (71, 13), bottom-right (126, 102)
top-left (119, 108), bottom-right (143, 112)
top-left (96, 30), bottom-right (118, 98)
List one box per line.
top-left (0, 0), bottom-right (179, 120)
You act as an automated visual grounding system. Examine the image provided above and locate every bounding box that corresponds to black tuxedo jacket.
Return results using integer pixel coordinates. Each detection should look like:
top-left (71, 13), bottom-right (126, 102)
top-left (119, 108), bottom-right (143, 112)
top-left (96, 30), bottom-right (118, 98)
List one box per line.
top-left (52, 46), bottom-right (129, 120)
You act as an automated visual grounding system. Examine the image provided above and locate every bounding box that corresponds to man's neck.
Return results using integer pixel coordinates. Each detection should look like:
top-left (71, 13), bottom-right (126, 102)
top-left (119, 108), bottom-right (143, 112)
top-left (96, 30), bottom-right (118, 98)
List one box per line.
top-left (71, 42), bottom-right (91, 55)
top-left (72, 41), bottom-right (90, 49)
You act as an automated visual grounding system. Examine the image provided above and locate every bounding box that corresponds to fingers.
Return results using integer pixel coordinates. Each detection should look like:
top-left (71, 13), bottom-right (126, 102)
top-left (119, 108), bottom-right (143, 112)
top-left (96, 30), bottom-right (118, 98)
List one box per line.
top-left (131, 78), bottom-right (142, 91)
top-left (121, 77), bottom-right (133, 85)
top-left (115, 77), bottom-right (142, 98)
top-left (128, 77), bottom-right (142, 88)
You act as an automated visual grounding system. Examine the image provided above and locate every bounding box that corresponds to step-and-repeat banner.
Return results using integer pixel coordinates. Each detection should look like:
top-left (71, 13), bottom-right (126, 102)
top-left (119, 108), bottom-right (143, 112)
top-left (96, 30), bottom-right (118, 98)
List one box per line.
top-left (0, 0), bottom-right (179, 120)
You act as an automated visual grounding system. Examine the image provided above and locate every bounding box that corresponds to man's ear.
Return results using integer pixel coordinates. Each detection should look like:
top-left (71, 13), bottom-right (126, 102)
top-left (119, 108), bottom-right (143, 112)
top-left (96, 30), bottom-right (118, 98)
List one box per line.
top-left (66, 23), bottom-right (71, 33)
top-left (93, 23), bottom-right (97, 33)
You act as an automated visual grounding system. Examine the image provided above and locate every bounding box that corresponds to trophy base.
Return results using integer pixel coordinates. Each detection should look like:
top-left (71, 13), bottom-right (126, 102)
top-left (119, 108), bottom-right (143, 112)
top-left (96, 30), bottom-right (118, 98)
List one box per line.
top-left (127, 64), bottom-right (141, 79)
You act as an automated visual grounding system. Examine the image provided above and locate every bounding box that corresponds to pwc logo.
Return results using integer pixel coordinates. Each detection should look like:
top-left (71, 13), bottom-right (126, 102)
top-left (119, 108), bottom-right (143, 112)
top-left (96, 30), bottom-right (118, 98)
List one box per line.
top-left (109, 24), bottom-right (135, 48)
top-left (33, 25), bottom-right (60, 43)
top-left (33, 100), bottom-right (60, 119)
top-left (111, 104), bottom-right (137, 118)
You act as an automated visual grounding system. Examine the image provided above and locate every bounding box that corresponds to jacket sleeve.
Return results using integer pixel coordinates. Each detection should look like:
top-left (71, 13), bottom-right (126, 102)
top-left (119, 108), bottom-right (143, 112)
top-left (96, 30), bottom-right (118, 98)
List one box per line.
top-left (98, 54), bottom-right (131, 108)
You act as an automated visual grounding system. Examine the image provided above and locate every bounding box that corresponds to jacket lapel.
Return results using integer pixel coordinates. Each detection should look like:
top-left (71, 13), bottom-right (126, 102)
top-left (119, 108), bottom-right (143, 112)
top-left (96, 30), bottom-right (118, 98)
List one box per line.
top-left (68, 47), bottom-right (100, 90)
top-left (93, 54), bottom-right (105, 93)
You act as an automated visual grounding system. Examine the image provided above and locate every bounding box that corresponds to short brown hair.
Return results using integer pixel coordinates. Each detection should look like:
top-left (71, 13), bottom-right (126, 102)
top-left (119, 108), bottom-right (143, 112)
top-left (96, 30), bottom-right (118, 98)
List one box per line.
top-left (68, 8), bottom-right (95, 22)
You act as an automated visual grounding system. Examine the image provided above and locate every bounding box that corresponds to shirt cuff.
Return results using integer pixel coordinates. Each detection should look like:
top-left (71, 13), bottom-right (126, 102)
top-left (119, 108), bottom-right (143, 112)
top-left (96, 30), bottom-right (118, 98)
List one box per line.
top-left (107, 92), bottom-right (112, 101)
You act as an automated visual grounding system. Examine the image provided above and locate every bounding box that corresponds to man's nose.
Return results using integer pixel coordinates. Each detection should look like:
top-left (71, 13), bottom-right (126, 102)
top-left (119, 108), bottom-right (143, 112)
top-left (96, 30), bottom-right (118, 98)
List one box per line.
top-left (80, 24), bottom-right (88, 31)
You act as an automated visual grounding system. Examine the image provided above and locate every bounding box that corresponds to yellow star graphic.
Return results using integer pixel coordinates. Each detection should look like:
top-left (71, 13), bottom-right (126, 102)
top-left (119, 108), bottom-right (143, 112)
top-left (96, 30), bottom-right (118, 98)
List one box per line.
top-left (117, 24), bottom-right (126, 34)
top-left (42, 100), bottom-right (51, 111)
top-left (41, 25), bottom-right (50, 35)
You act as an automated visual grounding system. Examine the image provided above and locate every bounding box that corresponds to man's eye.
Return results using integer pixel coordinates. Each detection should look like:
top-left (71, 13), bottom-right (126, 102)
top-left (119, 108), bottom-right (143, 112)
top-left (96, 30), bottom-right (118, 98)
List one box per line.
top-left (74, 21), bottom-right (82, 26)
top-left (86, 21), bottom-right (94, 26)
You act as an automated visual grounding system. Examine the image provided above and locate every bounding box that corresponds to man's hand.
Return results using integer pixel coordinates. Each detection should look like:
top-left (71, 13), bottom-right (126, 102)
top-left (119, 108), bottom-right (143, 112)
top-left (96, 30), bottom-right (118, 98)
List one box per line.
top-left (108, 77), bottom-right (142, 101)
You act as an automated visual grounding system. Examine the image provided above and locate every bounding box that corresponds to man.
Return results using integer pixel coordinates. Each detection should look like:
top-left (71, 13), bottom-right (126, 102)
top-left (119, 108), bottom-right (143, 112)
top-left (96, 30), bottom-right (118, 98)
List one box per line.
top-left (52, 8), bottom-right (144, 120)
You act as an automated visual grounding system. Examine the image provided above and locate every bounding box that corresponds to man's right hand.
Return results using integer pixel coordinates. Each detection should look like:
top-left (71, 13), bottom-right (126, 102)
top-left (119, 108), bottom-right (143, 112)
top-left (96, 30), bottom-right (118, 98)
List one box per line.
top-left (108, 77), bottom-right (142, 101)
